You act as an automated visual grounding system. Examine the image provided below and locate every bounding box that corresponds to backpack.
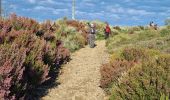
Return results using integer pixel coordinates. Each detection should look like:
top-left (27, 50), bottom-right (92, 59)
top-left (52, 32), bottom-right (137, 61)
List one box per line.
top-left (90, 28), bottom-right (95, 34)
top-left (105, 26), bottom-right (111, 33)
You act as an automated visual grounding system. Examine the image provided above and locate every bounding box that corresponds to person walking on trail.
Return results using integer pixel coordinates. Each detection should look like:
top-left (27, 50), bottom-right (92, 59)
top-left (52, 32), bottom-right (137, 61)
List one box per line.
top-left (149, 21), bottom-right (158, 30)
top-left (104, 22), bottom-right (111, 39)
top-left (88, 23), bottom-right (96, 48)
top-left (149, 21), bottom-right (154, 27)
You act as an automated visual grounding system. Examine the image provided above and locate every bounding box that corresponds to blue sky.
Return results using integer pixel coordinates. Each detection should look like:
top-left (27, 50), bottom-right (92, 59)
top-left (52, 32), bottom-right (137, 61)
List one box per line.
top-left (2, 0), bottom-right (170, 26)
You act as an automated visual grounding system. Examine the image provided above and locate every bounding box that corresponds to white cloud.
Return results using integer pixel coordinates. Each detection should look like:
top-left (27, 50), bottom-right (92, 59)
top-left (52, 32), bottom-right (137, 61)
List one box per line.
top-left (131, 16), bottom-right (141, 21)
top-left (46, 0), bottom-right (55, 4)
top-left (34, 6), bottom-right (48, 10)
top-left (124, 0), bottom-right (132, 2)
top-left (28, 0), bottom-right (64, 5)
top-left (82, 0), bottom-right (92, 2)
top-left (33, 5), bottom-right (69, 15)
top-left (100, 1), bottom-right (105, 5)
top-left (39, 0), bottom-right (56, 4)
top-left (127, 9), bottom-right (153, 15)
top-left (9, 4), bottom-right (17, 10)
top-left (76, 10), bottom-right (102, 17)
top-left (84, 2), bottom-right (95, 7)
top-left (28, 0), bottom-right (36, 4)
top-left (52, 9), bottom-right (69, 15)
top-left (107, 5), bottom-right (154, 16)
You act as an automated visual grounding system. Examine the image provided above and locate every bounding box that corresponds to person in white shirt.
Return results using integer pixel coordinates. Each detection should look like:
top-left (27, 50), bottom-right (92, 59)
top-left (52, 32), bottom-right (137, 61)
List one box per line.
top-left (88, 23), bottom-right (96, 48)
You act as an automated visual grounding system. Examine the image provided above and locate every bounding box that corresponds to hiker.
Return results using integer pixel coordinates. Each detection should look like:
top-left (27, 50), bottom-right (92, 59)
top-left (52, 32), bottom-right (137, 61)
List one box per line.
top-left (88, 23), bottom-right (96, 48)
top-left (104, 22), bottom-right (111, 39)
top-left (154, 24), bottom-right (158, 30)
top-left (149, 21), bottom-right (154, 27)
top-left (149, 21), bottom-right (158, 30)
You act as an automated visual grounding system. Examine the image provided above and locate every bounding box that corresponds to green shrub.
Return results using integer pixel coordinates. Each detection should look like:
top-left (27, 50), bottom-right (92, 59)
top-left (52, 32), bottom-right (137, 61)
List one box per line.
top-left (128, 26), bottom-right (142, 32)
top-left (63, 32), bottom-right (86, 52)
top-left (106, 28), bottom-right (165, 53)
top-left (138, 26), bottom-right (145, 30)
top-left (160, 93), bottom-right (169, 100)
top-left (92, 20), bottom-right (106, 40)
top-left (133, 36), bottom-right (170, 53)
top-left (120, 47), bottom-right (146, 61)
top-left (106, 33), bottom-right (133, 53)
top-left (160, 28), bottom-right (170, 37)
top-left (167, 25), bottom-right (170, 29)
top-left (137, 30), bottom-right (159, 41)
top-left (165, 19), bottom-right (170, 26)
top-left (111, 55), bottom-right (170, 100)
top-left (96, 32), bottom-right (105, 40)
top-left (109, 50), bottom-right (170, 100)
top-left (104, 25), bottom-right (170, 100)
top-left (113, 26), bottom-right (121, 31)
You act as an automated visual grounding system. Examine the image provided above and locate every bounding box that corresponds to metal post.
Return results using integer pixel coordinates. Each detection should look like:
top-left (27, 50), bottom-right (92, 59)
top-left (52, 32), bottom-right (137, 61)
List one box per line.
top-left (72, 0), bottom-right (75, 20)
top-left (0, 0), bottom-right (2, 17)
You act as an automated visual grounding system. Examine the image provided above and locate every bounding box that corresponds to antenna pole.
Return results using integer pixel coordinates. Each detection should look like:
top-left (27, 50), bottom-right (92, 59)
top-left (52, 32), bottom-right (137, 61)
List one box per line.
top-left (72, 0), bottom-right (75, 20)
top-left (0, 0), bottom-right (2, 17)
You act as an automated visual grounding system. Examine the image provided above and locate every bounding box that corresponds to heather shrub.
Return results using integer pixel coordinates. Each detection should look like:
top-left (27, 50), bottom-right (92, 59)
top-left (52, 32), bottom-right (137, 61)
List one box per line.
top-left (39, 20), bottom-right (58, 42)
top-left (104, 24), bottom-right (170, 99)
top-left (101, 47), bottom-right (161, 95)
top-left (110, 54), bottom-right (170, 100)
top-left (0, 15), bottom-right (70, 99)
top-left (100, 60), bottom-right (135, 89)
top-left (0, 44), bottom-right (26, 99)
top-left (0, 34), bottom-right (51, 99)
top-left (120, 47), bottom-right (146, 62)
top-left (9, 14), bottom-right (39, 32)
top-left (0, 33), bottom-right (70, 99)
top-left (101, 45), bottom-right (170, 99)
top-left (100, 48), bottom-right (147, 89)
top-left (0, 14), bottom-right (40, 44)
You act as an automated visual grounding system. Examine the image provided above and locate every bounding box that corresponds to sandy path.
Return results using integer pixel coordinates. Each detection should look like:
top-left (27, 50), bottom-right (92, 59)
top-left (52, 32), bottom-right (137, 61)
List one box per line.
top-left (42, 40), bottom-right (109, 100)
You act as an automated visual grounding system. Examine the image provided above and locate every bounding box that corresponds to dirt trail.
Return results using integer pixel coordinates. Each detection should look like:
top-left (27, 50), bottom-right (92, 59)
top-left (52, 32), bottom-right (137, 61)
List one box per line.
top-left (42, 40), bottom-right (109, 100)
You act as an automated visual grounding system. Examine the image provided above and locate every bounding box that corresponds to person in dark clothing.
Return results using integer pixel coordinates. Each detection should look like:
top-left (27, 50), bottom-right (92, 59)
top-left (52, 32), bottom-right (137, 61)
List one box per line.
top-left (88, 23), bottom-right (96, 48)
top-left (104, 22), bottom-right (111, 39)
